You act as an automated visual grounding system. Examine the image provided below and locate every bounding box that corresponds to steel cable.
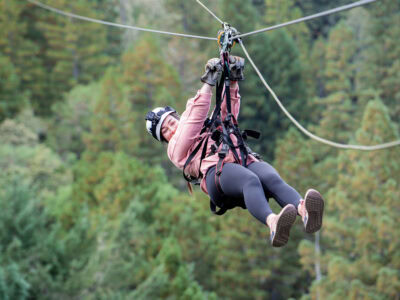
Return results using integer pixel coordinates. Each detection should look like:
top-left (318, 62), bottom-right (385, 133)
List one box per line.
top-left (27, 0), bottom-right (217, 41)
top-left (196, 0), bottom-right (224, 24)
top-left (235, 0), bottom-right (378, 39)
top-left (239, 40), bottom-right (400, 151)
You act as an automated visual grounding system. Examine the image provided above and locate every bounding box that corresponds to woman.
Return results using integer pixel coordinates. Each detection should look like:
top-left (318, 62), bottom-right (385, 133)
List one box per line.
top-left (145, 57), bottom-right (324, 247)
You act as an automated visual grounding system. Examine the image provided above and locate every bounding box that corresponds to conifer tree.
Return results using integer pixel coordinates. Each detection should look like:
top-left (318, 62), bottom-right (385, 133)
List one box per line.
top-left (164, 0), bottom-right (217, 94)
top-left (121, 36), bottom-right (182, 164)
top-left (238, 29), bottom-right (308, 160)
top-left (274, 127), bottom-right (314, 194)
top-left (303, 99), bottom-right (400, 299)
top-left (37, 0), bottom-right (109, 96)
top-left (83, 68), bottom-right (137, 156)
top-left (220, 0), bottom-right (259, 33)
top-left (264, 0), bottom-right (311, 56)
top-left (313, 22), bottom-right (358, 145)
top-left (47, 82), bottom-right (101, 158)
top-left (299, 0), bottom-right (352, 39)
top-left (358, 1), bottom-right (400, 123)
top-left (0, 0), bottom-right (47, 114)
top-left (131, 238), bottom-right (217, 299)
top-left (0, 55), bottom-right (27, 121)
top-left (307, 21), bottom-right (360, 192)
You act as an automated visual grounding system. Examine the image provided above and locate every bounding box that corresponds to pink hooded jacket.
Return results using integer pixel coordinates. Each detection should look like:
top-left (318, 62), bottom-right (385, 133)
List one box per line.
top-left (167, 82), bottom-right (259, 194)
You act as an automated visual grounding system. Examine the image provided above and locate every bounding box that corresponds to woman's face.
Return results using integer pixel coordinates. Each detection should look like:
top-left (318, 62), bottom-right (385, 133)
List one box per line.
top-left (161, 114), bottom-right (179, 142)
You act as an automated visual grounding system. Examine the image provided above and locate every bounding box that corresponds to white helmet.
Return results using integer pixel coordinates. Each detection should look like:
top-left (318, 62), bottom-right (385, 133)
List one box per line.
top-left (145, 106), bottom-right (176, 142)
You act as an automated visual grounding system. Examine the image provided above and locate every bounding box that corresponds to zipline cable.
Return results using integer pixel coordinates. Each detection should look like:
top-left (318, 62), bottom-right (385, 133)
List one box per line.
top-left (30, 0), bottom-right (399, 150)
top-left (239, 40), bottom-right (400, 151)
top-left (235, 0), bottom-right (378, 39)
top-left (196, 0), bottom-right (224, 25)
top-left (27, 0), bottom-right (217, 41)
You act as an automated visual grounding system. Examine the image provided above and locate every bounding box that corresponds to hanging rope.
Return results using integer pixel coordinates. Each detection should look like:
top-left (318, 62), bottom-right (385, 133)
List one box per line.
top-left (27, 0), bottom-right (217, 41)
top-left (235, 0), bottom-right (378, 39)
top-left (239, 40), bottom-right (400, 151)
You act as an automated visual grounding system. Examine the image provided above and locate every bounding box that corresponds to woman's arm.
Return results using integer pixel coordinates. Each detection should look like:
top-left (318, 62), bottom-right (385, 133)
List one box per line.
top-left (167, 84), bottom-right (213, 168)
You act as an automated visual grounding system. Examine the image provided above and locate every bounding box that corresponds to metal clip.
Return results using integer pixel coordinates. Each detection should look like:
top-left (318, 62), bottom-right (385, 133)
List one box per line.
top-left (217, 23), bottom-right (239, 53)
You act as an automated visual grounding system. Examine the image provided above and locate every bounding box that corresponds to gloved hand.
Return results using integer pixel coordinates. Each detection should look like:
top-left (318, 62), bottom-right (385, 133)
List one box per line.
top-left (228, 56), bottom-right (245, 81)
top-left (201, 58), bottom-right (223, 86)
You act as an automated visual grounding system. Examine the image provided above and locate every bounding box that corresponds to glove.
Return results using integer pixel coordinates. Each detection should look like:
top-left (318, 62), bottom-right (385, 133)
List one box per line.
top-left (228, 56), bottom-right (245, 81)
top-left (201, 58), bottom-right (223, 86)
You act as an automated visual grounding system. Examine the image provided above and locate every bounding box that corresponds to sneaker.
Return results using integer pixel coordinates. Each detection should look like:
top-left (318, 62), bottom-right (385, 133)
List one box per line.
top-left (267, 204), bottom-right (297, 247)
top-left (298, 189), bottom-right (325, 234)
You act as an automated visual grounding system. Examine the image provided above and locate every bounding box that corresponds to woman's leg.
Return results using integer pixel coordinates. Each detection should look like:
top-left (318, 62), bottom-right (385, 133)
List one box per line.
top-left (247, 161), bottom-right (302, 209)
top-left (206, 163), bottom-right (273, 225)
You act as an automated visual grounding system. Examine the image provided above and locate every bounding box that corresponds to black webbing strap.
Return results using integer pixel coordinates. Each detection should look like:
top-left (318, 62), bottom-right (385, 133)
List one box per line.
top-left (242, 129), bottom-right (261, 140)
top-left (211, 148), bottom-right (228, 215)
top-left (183, 136), bottom-right (206, 183)
top-left (221, 59), bottom-right (248, 167)
top-left (198, 136), bottom-right (209, 174)
top-left (182, 55), bottom-right (261, 216)
top-left (210, 199), bottom-right (228, 215)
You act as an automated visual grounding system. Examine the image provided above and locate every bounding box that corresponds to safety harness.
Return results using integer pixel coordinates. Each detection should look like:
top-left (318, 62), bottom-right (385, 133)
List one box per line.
top-left (183, 26), bottom-right (262, 215)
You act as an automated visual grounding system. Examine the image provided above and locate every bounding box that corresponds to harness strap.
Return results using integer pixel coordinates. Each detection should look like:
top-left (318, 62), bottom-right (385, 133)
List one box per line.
top-left (182, 53), bottom-right (262, 216)
top-left (183, 136), bottom-right (207, 183)
top-left (211, 154), bottom-right (228, 215)
top-left (210, 199), bottom-right (228, 215)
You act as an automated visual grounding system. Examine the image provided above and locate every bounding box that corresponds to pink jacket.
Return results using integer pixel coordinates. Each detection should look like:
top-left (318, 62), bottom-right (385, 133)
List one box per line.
top-left (167, 83), bottom-right (258, 194)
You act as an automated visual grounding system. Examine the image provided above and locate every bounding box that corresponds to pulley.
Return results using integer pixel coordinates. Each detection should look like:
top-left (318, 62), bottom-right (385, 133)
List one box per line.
top-left (217, 23), bottom-right (239, 53)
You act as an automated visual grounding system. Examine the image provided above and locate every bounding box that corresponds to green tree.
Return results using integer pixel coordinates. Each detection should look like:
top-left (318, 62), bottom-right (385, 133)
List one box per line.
top-left (302, 99), bottom-right (400, 299)
top-left (220, 0), bottom-right (259, 33)
top-left (0, 119), bottom-right (71, 198)
top-left (299, 0), bottom-right (353, 39)
top-left (0, 0), bottom-right (46, 115)
top-left (265, 0), bottom-right (311, 56)
top-left (121, 36), bottom-right (182, 164)
top-left (131, 238), bottom-right (216, 300)
top-left (82, 69), bottom-right (136, 156)
top-left (80, 36), bottom-right (182, 168)
top-left (37, 0), bottom-right (109, 106)
top-left (238, 29), bottom-right (308, 160)
top-left (0, 55), bottom-right (27, 121)
top-left (47, 82), bottom-right (101, 159)
top-left (274, 127), bottom-right (314, 194)
top-left (307, 21), bottom-right (361, 192)
top-left (358, 0), bottom-right (400, 123)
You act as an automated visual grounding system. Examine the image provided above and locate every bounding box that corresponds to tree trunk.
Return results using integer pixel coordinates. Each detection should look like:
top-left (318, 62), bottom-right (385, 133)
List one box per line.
top-left (315, 232), bottom-right (322, 300)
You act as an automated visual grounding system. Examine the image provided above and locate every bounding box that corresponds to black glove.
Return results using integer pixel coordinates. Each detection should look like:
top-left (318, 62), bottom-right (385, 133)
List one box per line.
top-left (228, 56), bottom-right (245, 81)
top-left (201, 58), bottom-right (223, 86)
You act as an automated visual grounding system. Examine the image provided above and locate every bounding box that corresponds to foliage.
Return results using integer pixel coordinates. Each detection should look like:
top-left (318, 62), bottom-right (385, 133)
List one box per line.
top-left (0, 0), bottom-right (399, 299)
top-left (238, 29), bottom-right (308, 160)
top-left (0, 54), bottom-right (27, 121)
top-left (47, 82), bottom-right (101, 159)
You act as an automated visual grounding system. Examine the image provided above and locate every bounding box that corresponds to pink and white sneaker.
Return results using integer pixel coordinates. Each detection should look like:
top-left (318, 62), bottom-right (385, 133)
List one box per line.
top-left (298, 189), bottom-right (324, 234)
top-left (267, 204), bottom-right (297, 247)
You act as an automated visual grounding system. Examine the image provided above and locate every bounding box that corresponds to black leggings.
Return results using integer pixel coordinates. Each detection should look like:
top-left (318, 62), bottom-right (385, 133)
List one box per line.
top-left (206, 161), bottom-right (302, 224)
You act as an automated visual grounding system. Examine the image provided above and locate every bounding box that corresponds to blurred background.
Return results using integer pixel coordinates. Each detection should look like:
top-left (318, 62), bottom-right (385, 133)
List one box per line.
top-left (0, 0), bottom-right (399, 299)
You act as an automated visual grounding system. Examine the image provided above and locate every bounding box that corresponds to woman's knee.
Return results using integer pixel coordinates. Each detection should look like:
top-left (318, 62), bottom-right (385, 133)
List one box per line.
top-left (244, 172), bottom-right (263, 189)
top-left (262, 172), bottom-right (283, 188)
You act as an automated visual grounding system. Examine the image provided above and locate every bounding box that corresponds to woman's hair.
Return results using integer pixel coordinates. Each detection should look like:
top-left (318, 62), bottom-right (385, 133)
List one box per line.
top-left (170, 112), bottom-right (181, 120)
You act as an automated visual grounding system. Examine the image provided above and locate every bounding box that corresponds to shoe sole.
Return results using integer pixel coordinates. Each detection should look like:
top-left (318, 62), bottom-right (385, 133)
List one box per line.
top-left (304, 189), bottom-right (324, 234)
top-left (271, 205), bottom-right (297, 247)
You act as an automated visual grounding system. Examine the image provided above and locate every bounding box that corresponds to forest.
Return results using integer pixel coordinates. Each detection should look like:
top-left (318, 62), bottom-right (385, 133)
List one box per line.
top-left (0, 0), bottom-right (399, 299)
